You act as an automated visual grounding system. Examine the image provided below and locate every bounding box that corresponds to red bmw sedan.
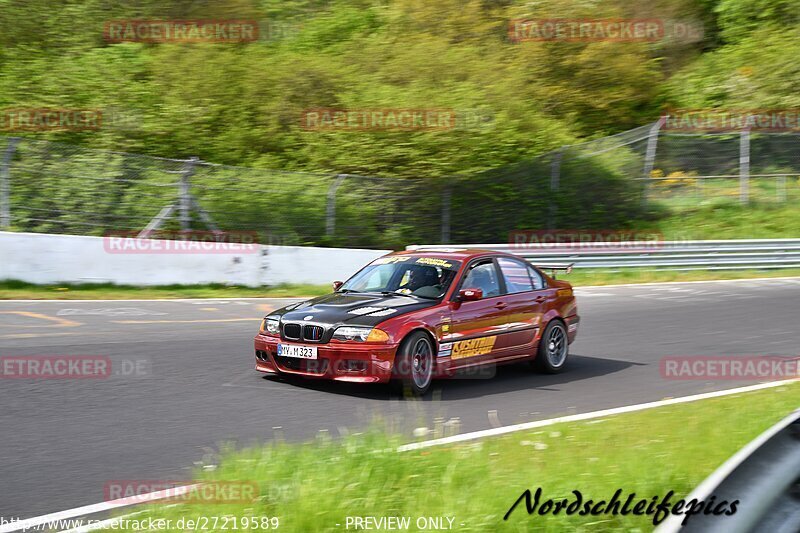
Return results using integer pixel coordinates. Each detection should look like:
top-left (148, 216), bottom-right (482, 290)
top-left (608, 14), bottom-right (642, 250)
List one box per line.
top-left (254, 248), bottom-right (579, 395)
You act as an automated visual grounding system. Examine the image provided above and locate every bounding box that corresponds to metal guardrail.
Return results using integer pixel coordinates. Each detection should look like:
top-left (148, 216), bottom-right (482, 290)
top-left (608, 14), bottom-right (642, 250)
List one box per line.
top-left (407, 239), bottom-right (800, 271)
top-left (656, 407), bottom-right (800, 533)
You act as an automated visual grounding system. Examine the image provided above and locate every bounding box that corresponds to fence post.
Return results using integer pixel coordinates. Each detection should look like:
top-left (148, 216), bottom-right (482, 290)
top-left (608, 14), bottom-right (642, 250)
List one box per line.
top-left (0, 137), bottom-right (21, 230)
top-left (642, 117), bottom-right (665, 207)
top-left (739, 128), bottom-right (750, 204)
top-left (548, 149), bottom-right (564, 229)
top-left (441, 185), bottom-right (451, 244)
top-left (326, 174), bottom-right (347, 238)
top-left (179, 157), bottom-right (198, 231)
top-left (777, 175), bottom-right (786, 202)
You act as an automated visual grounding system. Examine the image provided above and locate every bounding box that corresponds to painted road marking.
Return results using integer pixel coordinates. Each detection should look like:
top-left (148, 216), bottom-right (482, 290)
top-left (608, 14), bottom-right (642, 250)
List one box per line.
top-left (0, 332), bottom-right (83, 340)
top-left (0, 486), bottom-right (198, 533)
top-left (110, 318), bottom-right (259, 324)
top-left (59, 512), bottom-right (144, 533)
top-left (0, 311), bottom-right (82, 328)
top-left (572, 291), bottom-right (614, 297)
top-left (579, 276), bottom-right (800, 289)
top-left (56, 308), bottom-right (167, 317)
top-left (397, 379), bottom-right (798, 451)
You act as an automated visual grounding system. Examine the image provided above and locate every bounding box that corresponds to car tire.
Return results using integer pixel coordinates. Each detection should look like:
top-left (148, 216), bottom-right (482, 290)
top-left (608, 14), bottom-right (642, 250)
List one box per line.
top-left (392, 331), bottom-right (435, 397)
top-left (533, 320), bottom-right (569, 374)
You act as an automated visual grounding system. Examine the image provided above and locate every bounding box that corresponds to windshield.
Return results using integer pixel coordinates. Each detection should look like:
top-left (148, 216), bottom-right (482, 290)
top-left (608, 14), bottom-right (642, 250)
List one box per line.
top-left (340, 256), bottom-right (462, 299)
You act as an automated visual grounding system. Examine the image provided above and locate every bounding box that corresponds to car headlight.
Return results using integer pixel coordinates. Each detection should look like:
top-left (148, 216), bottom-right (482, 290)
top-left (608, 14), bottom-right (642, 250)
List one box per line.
top-left (260, 317), bottom-right (280, 336)
top-left (332, 326), bottom-right (389, 343)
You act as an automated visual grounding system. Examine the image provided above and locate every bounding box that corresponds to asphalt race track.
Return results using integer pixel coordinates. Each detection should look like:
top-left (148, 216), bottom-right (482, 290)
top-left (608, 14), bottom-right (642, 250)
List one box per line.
top-left (1, 278), bottom-right (799, 518)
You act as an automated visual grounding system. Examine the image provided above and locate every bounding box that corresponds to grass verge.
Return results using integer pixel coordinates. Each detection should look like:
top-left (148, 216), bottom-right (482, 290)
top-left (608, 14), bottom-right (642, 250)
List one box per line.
top-left (0, 280), bottom-right (331, 300)
top-left (2, 268), bottom-right (800, 300)
top-left (559, 267), bottom-right (800, 286)
top-left (649, 200), bottom-right (800, 239)
top-left (114, 382), bottom-right (799, 532)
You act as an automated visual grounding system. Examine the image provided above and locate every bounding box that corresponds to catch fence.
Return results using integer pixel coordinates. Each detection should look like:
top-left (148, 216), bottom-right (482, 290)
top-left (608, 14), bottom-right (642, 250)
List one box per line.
top-left (1, 122), bottom-right (797, 248)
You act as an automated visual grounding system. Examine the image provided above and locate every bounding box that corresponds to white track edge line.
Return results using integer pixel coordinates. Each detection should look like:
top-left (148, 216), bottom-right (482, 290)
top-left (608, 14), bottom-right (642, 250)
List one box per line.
top-left (575, 275), bottom-right (800, 290)
top-left (397, 380), bottom-right (798, 452)
top-left (0, 485), bottom-right (197, 533)
top-left (58, 511), bottom-right (145, 533)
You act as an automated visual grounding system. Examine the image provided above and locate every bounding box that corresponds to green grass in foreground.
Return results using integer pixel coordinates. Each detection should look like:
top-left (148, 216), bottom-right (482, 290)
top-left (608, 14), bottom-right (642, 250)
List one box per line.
top-left (117, 383), bottom-right (799, 532)
top-left (3, 268), bottom-right (800, 299)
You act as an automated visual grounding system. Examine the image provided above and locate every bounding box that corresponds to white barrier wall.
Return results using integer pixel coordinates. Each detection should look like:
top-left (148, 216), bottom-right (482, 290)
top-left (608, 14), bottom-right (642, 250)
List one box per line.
top-left (261, 245), bottom-right (390, 285)
top-left (0, 232), bottom-right (389, 287)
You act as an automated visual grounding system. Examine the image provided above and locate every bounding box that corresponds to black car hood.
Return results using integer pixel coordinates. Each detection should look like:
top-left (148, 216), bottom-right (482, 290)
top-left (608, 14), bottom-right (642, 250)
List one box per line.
top-left (270, 292), bottom-right (438, 328)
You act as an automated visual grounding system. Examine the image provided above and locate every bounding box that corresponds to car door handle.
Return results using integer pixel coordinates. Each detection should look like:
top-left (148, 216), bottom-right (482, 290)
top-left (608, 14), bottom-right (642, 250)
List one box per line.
top-left (494, 302), bottom-right (508, 310)
top-left (534, 296), bottom-right (546, 303)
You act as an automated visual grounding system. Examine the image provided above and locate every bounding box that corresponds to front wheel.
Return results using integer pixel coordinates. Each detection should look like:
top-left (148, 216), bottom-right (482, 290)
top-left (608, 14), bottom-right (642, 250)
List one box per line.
top-left (392, 331), bottom-right (434, 397)
top-left (533, 320), bottom-right (569, 374)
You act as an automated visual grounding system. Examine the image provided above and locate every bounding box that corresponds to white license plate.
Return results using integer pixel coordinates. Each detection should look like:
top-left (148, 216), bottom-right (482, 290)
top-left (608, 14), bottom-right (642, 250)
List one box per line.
top-left (277, 344), bottom-right (318, 360)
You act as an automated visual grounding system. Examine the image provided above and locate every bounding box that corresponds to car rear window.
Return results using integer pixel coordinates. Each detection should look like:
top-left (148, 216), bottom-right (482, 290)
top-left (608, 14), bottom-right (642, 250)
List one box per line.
top-left (497, 257), bottom-right (535, 293)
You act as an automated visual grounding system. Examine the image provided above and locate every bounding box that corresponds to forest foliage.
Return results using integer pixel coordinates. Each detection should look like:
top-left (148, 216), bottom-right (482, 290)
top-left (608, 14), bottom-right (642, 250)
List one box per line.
top-left (0, 0), bottom-right (796, 245)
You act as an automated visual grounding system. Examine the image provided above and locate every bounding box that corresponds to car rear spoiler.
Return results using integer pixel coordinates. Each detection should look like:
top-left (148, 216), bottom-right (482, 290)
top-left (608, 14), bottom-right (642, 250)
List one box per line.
top-left (534, 263), bottom-right (574, 278)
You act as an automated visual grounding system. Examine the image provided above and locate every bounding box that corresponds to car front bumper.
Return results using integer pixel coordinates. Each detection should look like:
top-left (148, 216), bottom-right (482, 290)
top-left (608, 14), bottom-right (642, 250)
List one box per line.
top-left (254, 335), bottom-right (399, 383)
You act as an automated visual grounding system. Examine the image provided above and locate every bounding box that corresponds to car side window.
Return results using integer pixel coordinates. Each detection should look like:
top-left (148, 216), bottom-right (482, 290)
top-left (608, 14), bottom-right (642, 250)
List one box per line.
top-left (527, 265), bottom-right (545, 290)
top-left (497, 257), bottom-right (534, 294)
top-left (461, 261), bottom-right (501, 298)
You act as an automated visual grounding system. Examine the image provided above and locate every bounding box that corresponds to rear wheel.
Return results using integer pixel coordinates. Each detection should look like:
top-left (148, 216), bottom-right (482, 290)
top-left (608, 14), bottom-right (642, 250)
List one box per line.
top-left (392, 331), bottom-right (434, 397)
top-left (533, 320), bottom-right (569, 374)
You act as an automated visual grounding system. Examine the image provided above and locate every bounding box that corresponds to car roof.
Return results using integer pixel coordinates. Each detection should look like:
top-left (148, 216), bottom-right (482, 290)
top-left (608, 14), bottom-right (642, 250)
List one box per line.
top-left (389, 248), bottom-right (512, 261)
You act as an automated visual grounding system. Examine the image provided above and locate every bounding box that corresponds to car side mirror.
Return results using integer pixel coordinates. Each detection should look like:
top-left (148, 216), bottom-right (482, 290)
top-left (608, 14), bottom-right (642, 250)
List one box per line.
top-left (458, 288), bottom-right (483, 301)
top-left (333, 281), bottom-right (344, 291)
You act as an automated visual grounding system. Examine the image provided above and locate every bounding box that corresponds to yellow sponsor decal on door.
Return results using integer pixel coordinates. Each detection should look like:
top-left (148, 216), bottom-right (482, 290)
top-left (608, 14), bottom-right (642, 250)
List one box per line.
top-left (451, 336), bottom-right (497, 359)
